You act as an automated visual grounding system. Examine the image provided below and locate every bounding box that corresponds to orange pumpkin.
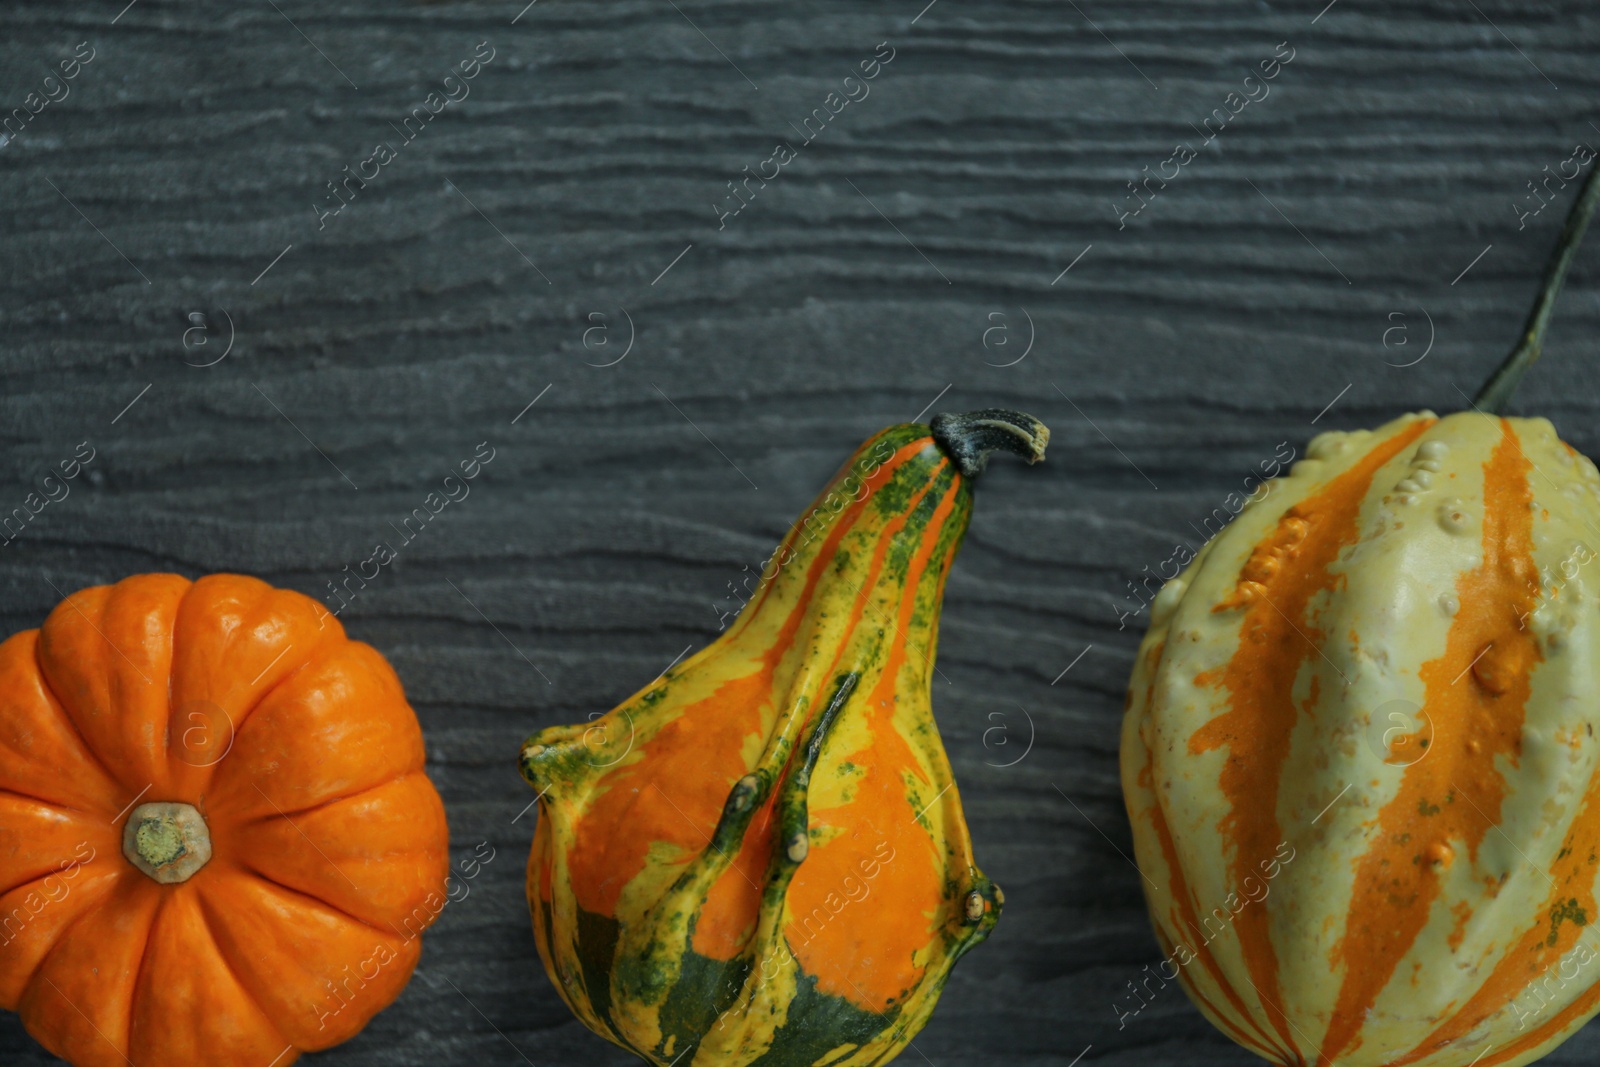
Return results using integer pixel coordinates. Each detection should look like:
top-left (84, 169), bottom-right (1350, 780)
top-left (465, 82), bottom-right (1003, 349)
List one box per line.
top-left (0, 573), bottom-right (450, 1067)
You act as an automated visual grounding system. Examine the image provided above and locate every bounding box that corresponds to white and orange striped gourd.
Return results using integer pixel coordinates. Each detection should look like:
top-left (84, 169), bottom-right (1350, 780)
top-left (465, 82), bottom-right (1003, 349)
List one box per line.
top-left (1121, 169), bottom-right (1600, 1067)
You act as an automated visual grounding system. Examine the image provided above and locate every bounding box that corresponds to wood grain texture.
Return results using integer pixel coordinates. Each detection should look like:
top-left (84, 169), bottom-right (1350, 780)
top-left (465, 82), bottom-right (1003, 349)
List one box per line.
top-left (3, 0), bottom-right (1600, 1063)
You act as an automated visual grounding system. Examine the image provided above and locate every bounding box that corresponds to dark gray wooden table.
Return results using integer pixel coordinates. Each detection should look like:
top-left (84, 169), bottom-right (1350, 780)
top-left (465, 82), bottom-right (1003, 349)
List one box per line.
top-left (5, 0), bottom-right (1600, 1063)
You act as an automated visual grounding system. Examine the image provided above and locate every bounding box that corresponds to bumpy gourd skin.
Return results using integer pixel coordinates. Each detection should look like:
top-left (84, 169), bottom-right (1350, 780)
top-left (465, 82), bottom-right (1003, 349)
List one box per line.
top-left (1123, 411), bottom-right (1600, 1067)
top-left (521, 421), bottom-right (1016, 1067)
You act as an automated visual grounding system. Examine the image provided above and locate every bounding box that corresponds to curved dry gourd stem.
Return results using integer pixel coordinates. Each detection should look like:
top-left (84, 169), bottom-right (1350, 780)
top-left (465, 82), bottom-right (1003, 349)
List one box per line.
top-left (929, 409), bottom-right (1050, 478)
top-left (1474, 162), bottom-right (1600, 413)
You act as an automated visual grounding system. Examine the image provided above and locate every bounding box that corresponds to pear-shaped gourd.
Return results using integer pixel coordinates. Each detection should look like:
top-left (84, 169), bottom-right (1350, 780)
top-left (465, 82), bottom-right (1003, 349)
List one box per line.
top-left (520, 410), bottom-right (1048, 1067)
top-left (1122, 166), bottom-right (1600, 1067)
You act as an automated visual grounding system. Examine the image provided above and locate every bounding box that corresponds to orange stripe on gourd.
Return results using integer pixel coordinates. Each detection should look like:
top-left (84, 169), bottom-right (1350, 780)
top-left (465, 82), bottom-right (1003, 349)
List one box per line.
top-left (690, 802), bottom-right (780, 960)
top-left (1479, 964), bottom-right (1600, 1067)
top-left (564, 438), bottom-right (935, 935)
top-left (1189, 420), bottom-right (1434, 1059)
top-left (565, 668), bottom-right (776, 924)
top-left (1132, 636), bottom-right (1295, 1061)
top-left (788, 475), bottom-right (960, 1013)
top-left (691, 449), bottom-right (952, 962)
top-left (1140, 757), bottom-right (1295, 1064)
top-left (1135, 640), bottom-right (1295, 1064)
top-left (796, 454), bottom-right (949, 734)
top-left (691, 444), bottom-right (942, 958)
top-left (1319, 421), bottom-right (1540, 1066)
top-left (734, 438), bottom-right (936, 628)
top-left (1150, 919), bottom-right (1288, 1062)
top-left (1393, 758), bottom-right (1600, 1066)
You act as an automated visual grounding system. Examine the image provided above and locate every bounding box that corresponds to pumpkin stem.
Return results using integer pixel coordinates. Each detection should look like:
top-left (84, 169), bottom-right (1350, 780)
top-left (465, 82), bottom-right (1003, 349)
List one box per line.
top-left (929, 409), bottom-right (1050, 479)
top-left (122, 802), bottom-right (212, 885)
top-left (1473, 162), bottom-right (1600, 413)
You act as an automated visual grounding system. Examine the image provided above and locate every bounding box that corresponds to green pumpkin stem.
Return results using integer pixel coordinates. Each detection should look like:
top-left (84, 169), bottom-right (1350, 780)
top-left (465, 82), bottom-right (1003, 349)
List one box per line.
top-left (1474, 162), bottom-right (1600, 414)
top-left (929, 409), bottom-right (1049, 478)
top-left (122, 802), bottom-right (212, 885)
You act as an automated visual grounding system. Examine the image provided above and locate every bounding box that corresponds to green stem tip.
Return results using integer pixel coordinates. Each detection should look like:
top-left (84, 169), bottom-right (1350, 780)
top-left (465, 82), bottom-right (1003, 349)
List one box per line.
top-left (122, 802), bottom-right (212, 885)
top-left (930, 409), bottom-right (1050, 479)
top-left (1473, 162), bottom-right (1600, 414)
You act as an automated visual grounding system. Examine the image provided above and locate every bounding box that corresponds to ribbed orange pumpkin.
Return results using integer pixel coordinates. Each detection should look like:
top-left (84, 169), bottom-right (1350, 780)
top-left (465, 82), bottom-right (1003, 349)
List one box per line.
top-left (1120, 165), bottom-right (1600, 1066)
top-left (0, 573), bottom-right (450, 1066)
